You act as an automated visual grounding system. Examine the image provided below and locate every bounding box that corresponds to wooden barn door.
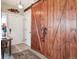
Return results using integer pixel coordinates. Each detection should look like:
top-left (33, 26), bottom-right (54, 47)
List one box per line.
top-left (65, 0), bottom-right (76, 59)
top-left (31, 0), bottom-right (76, 59)
top-left (31, 0), bottom-right (48, 56)
top-left (31, 1), bottom-right (42, 52)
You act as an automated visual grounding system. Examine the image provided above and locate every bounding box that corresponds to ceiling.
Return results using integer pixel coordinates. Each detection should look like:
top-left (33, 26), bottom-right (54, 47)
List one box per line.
top-left (1, 0), bottom-right (38, 13)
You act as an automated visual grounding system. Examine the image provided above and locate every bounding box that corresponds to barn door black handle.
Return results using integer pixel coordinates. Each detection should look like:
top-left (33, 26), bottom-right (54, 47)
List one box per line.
top-left (41, 27), bottom-right (47, 40)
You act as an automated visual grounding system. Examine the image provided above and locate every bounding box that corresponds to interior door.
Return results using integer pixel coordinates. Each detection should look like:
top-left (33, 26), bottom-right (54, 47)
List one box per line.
top-left (24, 10), bottom-right (31, 47)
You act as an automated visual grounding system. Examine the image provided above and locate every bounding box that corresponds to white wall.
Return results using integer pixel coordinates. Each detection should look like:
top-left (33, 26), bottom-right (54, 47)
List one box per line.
top-left (7, 13), bottom-right (24, 45)
top-left (24, 9), bottom-right (31, 47)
